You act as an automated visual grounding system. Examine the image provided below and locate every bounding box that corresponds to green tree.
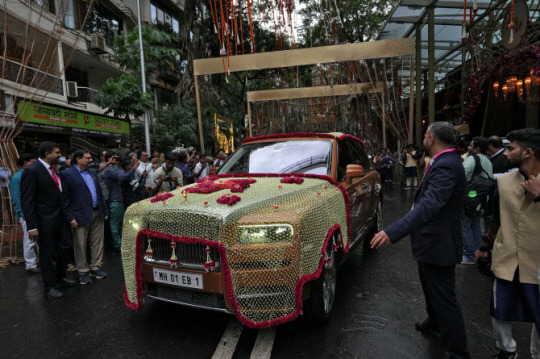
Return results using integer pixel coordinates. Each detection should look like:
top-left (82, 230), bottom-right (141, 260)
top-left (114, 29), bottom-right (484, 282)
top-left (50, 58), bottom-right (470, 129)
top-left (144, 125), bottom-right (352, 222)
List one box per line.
top-left (298, 0), bottom-right (398, 45)
top-left (95, 25), bottom-right (180, 121)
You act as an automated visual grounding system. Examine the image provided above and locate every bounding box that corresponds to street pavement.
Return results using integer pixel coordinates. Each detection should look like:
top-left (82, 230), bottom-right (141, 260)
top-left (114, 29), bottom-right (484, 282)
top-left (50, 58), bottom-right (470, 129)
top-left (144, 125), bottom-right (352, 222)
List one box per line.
top-left (0, 187), bottom-right (534, 359)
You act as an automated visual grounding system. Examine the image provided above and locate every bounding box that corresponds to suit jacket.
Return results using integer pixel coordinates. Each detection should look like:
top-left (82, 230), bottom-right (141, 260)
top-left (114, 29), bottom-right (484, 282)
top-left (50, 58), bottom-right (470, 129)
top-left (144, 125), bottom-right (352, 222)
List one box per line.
top-left (490, 150), bottom-right (511, 174)
top-left (384, 150), bottom-right (466, 266)
top-left (60, 166), bottom-right (109, 226)
top-left (20, 161), bottom-right (65, 232)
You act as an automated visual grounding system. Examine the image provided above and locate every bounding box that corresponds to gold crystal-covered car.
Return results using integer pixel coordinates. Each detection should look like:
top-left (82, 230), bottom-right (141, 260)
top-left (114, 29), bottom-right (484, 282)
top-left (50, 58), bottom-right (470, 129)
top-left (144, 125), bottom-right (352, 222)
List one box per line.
top-left (122, 132), bottom-right (382, 328)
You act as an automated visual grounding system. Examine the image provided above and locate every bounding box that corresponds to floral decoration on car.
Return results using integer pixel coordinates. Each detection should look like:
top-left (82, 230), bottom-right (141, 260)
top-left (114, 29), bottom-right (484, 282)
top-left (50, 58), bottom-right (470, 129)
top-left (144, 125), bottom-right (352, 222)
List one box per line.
top-left (186, 178), bottom-right (257, 194)
top-left (280, 176), bottom-right (304, 184)
top-left (150, 192), bottom-right (175, 203)
top-left (216, 194), bottom-right (241, 206)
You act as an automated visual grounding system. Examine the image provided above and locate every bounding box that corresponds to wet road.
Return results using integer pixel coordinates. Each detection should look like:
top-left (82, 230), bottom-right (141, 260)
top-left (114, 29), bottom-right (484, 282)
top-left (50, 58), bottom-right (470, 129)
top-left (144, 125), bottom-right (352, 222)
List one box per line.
top-left (0, 187), bottom-right (534, 359)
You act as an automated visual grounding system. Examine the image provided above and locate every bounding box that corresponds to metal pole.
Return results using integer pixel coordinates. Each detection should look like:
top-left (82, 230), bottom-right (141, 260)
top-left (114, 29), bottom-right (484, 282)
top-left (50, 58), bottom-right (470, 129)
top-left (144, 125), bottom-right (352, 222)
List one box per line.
top-left (382, 86), bottom-right (386, 148)
top-left (415, 24), bottom-right (423, 145)
top-left (194, 76), bottom-right (205, 152)
top-left (428, 6), bottom-right (435, 125)
top-left (247, 101), bottom-right (252, 137)
top-left (136, 0), bottom-right (151, 155)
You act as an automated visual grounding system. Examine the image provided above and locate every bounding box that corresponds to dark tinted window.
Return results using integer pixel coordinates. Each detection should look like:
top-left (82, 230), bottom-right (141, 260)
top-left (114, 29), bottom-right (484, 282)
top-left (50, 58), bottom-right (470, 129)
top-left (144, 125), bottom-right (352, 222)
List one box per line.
top-left (347, 139), bottom-right (370, 169)
top-left (337, 142), bottom-right (354, 182)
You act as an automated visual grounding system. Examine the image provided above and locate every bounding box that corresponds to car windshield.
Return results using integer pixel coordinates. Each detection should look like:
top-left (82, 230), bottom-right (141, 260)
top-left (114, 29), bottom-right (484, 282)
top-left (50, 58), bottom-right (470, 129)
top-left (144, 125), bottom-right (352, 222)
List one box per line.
top-left (218, 140), bottom-right (332, 175)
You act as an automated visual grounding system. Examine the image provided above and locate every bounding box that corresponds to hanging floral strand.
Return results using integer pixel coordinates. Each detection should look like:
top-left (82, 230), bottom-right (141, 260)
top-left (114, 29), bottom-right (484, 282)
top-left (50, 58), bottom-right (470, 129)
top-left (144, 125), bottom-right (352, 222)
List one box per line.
top-left (231, 0), bottom-right (239, 55)
top-left (224, 0), bottom-right (232, 75)
top-left (246, 0), bottom-right (256, 53)
top-left (209, 0), bottom-right (218, 34)
top-left (508, 0), bottom-right (515, 45)
top-left (204, 246), bottom-right (216, 271)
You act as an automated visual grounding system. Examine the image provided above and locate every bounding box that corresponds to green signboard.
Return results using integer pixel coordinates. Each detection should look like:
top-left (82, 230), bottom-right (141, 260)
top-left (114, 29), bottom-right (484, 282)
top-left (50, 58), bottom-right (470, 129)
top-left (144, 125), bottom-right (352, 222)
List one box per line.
top-left (17, 100), bottom-right (130, 135)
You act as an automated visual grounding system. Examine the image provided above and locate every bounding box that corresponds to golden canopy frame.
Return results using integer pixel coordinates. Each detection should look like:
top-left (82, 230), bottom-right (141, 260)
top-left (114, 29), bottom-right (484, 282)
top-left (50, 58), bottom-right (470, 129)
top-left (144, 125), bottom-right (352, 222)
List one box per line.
top-left (193, 38), bottom-right (416, 151)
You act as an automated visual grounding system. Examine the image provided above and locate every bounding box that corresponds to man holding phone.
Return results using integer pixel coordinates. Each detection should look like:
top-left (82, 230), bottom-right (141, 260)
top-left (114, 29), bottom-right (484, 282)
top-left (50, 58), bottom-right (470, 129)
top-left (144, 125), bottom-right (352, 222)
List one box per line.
top-left (104, 152), bottom-right (139, 251)
top-left (135, 150), bottom-right (154, 198)
top-left (152, 152), bottom-right (182, 194)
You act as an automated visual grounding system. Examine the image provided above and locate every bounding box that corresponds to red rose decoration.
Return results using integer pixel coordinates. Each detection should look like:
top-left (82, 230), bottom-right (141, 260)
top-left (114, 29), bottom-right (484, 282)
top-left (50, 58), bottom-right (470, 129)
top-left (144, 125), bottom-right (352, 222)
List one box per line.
top-left (216, 194), bottom-right (241, 206)
top-left (187, 178), bottom-right (256, 194)
top-left (150, 192), bottom-right (174, 203)
top-left (280, 176), bottom-right (304, 184)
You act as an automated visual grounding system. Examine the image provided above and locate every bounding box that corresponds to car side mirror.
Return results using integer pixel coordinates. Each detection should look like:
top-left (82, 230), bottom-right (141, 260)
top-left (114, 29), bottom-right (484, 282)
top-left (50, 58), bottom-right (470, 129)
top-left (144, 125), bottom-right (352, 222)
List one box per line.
top-left (346, 164), bottom-right (365, 184)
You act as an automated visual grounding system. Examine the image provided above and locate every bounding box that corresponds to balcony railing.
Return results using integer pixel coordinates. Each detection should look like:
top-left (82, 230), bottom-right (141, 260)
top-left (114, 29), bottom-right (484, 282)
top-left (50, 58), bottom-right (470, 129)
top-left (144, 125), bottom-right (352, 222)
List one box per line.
top-left (1, 57), bottom-right (63, 95)
top-left (76, 86), bottom-right (99, 104)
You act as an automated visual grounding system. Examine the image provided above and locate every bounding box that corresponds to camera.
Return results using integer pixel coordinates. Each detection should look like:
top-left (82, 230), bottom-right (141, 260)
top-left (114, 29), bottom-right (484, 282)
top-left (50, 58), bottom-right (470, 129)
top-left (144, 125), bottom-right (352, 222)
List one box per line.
top-left (164, 175), bottom-right (172, 182)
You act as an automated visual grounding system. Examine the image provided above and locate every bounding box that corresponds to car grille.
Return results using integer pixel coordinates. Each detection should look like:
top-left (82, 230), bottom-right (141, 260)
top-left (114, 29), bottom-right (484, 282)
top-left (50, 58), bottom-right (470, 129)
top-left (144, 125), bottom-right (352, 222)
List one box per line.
top-left (144, 236), bottom-right (221, 272)
top-left (146, 283), bottom-right (227, 310)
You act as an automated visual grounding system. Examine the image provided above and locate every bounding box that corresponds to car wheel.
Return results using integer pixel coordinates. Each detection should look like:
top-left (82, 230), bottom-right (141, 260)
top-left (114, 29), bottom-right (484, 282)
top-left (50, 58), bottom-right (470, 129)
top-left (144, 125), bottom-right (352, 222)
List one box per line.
top-left (304, 241), bottom-right (337, 324)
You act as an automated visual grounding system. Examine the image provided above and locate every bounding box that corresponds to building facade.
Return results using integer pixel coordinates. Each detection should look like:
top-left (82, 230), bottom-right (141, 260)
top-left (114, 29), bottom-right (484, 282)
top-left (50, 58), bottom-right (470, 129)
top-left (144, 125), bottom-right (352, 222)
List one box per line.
top-left (0, 0), bottom-right (185, 154)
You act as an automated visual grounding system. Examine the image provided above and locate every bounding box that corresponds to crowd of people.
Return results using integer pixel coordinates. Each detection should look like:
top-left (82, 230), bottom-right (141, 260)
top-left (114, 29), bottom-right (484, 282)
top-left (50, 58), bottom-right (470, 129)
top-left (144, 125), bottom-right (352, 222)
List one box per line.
top-left (11, 142), bottom-right (221, 298)
top-left (4, 125), bottom-right (540, 359)
top-left (371, 123), bottom-right (540, 359)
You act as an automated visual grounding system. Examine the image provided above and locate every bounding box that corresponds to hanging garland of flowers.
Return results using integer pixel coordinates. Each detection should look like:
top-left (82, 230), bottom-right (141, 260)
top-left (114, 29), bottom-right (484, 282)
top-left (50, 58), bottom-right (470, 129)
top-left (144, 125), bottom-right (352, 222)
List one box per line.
top-left (462, 44), bottom-right (540, 123)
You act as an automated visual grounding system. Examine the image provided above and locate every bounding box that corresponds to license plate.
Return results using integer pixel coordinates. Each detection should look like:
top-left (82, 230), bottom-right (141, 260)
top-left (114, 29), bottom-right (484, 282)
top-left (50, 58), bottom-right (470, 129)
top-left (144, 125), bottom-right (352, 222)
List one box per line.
top-left (152, 268), bottom-right (203, 289)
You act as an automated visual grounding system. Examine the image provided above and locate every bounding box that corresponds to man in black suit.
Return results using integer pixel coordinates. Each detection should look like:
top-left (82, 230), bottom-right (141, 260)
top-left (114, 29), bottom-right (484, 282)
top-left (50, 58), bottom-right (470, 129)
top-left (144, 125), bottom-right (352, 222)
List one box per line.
top-left (60, 150), bottom-right (109, 285)
top-left (371, 121), bottom-right (470, 359)
top-left (487, 135), bottom-right (512, 176)
top-left (21, 142), bottom-right (75, 299)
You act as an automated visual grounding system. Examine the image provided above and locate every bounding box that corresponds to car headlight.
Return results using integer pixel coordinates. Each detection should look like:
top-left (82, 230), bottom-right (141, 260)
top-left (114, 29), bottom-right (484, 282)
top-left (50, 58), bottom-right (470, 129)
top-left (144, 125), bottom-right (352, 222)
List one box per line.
top-left (237, 224), bottom-right (294, 245)
top-left (128, 217), bottom-right (142, 231)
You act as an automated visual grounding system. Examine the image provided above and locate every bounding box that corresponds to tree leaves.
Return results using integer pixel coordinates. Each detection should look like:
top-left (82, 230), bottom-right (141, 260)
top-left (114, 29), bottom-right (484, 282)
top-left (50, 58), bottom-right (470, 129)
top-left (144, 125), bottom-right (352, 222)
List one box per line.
top-left (95, 74), bottom-right (153, 120)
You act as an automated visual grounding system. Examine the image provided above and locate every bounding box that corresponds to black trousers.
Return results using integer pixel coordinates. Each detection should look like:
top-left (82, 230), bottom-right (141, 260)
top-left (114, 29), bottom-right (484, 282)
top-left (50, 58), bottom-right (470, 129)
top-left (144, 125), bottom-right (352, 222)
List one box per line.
top-left (38, 221), bottom-right (73, 290)
top-left (417, 261), bottom-right (470, 359)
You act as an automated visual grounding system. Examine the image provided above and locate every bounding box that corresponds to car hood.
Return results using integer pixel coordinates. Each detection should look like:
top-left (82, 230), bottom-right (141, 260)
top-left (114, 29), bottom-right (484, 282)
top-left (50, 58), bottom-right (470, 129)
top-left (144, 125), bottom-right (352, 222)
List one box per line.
top-left (128, 176), bottom-right (342, 240)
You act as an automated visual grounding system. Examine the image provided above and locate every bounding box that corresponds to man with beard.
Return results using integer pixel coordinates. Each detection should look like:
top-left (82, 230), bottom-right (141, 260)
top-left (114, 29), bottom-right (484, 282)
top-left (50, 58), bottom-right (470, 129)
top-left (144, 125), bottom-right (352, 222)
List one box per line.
top-left (371, 121), bottom-right (470, 359)
top-left (21, 142), bottom-right (76, 298)
top-left (477, 128), bottom-right (540, 359)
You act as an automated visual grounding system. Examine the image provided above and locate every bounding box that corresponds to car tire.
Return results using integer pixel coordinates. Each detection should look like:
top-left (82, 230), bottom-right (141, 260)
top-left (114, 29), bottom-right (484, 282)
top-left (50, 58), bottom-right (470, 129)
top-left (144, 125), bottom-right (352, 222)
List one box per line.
top-left (304, 240), bottom-right (337, 324)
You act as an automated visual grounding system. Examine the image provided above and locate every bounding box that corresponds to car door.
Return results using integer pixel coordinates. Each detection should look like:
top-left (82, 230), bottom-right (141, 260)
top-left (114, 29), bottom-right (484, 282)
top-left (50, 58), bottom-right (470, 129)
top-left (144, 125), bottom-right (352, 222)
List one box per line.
top-left (338, 139), bottom-right (367, 242)
top-left (348, 139), bottom-right (379, 224)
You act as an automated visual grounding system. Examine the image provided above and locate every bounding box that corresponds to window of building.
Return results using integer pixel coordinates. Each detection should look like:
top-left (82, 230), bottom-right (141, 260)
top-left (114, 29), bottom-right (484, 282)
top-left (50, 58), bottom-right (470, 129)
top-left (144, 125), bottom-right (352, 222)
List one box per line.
top-left (150, 1), bottom-right (180, 34)
top-left (32, 0), bottom-right (55, 14)
top-left (58, 0), bottom-right (76, 29)
top-left (84, 5), bottom-right (122, 47)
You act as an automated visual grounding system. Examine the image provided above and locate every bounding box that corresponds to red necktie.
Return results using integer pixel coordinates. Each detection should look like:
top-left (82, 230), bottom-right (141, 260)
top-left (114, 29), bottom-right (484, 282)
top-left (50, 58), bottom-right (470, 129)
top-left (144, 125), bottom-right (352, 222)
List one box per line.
top-left (50, 167), bottom-right (60, 190)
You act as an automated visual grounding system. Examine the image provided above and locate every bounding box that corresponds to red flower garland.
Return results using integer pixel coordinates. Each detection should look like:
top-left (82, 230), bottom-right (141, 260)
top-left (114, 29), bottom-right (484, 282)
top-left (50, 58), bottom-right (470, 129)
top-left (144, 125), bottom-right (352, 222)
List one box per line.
top-left (280, 176), bottom-right (304, 184)
top-left (216, 194), bottom-right (241, 206)
top-left (150, 192), bottom-right (174, 203)
top-left (123, 224), bottom-right (346, 329)
top-left (186, 178), bottom-right (256, 194)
